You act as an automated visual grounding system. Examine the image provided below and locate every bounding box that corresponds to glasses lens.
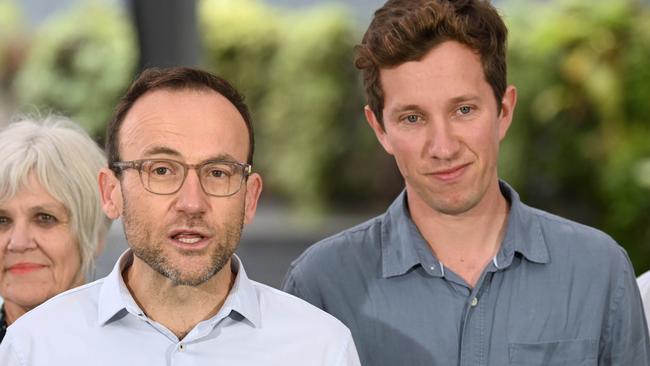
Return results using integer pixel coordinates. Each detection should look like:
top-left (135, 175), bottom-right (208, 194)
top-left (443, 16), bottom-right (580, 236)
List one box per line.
top-left (141, 160), bottom-right (185, 194)
top-left (199, 162), bottom-right (244, 196)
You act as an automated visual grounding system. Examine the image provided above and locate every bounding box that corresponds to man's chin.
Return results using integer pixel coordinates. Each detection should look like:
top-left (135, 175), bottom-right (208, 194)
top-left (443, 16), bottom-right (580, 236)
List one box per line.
top-left (167, 272), bottom-right (218, 287)
top-left (421, 190), bottom-right (480, 216)
top-left (178, 257), bottom-right (232, 284)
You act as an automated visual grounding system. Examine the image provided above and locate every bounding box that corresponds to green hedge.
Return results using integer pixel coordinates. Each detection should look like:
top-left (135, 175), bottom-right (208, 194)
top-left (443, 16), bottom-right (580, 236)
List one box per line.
top-left (201, 0), bottom-right (400, 213)
top-left (12, 2), bottom-right (136, 139)
top-left (503, 0), bottom-right (650, 272)
top-left (0, 0), bottom-right (23, 95)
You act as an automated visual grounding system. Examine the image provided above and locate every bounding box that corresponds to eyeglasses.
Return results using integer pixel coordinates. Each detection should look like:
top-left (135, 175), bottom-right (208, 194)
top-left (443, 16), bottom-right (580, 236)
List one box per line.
top-left (110, 159), bottom-right (252, 197)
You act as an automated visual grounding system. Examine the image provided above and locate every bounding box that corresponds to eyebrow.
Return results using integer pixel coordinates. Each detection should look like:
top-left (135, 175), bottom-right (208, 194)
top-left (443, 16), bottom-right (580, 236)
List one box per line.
top-left (142, 146), bottom-right (182, 157)
top-left (387, 95), bottom-right (482, 117)
top-left (205, 153), bottom-right (240, 163)
top-left (142, 147), bottom-right (241, 164)
top-left (448, 94), bottom-right (481, 105)
top-left (387, 104), bottom-right (426, 119)
top-left (0, 205), bottom-right (68, 217)
top-left (30, 204), bottom-right (68, 216)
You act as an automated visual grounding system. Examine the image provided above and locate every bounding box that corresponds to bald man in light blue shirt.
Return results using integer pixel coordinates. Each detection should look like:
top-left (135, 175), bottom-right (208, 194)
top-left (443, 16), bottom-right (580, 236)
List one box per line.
top-left (0, 67), bottom-right (359, 366)
top-left (0, 252), bottom-right (357, 365)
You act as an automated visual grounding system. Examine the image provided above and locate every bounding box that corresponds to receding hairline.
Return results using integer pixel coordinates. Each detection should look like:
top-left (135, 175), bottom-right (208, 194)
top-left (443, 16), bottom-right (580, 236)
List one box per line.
top-left (115, 87), bottom-right (252, 162)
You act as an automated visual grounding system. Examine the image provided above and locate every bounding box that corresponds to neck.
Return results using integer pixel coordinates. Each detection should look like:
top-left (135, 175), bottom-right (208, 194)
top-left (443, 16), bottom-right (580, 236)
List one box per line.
top-left (123, 256), bottom-right (235, 339)
top-left (3, 301), bottom-right (29, 326)
top-left (3, 271), bottom-right (86, 326)
top-left (408, 180), bottom-right (509, 287)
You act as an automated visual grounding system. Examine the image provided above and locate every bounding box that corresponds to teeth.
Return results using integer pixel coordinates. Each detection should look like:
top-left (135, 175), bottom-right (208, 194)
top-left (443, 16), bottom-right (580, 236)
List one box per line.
top-left (176, 236), bottom-right (202, 244)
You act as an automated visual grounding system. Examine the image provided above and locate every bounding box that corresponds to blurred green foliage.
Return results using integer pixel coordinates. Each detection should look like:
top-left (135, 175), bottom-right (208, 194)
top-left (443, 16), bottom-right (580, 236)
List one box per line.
top-left (0, 0), bottom-right (24, 93)
top-left (502, 0), bottom-right (650, 272)
top-left (11, 1), bottom-right (137, 139)
top-left (201, 0), bottom-right (400, 212)
top-left (1, 0), bottom-right (648, 270)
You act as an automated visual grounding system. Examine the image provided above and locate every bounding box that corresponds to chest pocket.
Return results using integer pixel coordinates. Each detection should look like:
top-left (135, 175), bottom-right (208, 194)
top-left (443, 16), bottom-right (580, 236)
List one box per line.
top-left (508, 339), bottom-right (598, 366)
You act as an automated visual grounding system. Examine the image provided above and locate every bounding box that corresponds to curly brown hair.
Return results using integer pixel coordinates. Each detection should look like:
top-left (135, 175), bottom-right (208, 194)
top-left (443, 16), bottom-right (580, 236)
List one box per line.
top-left (355, 0), bottom-right (508, 127)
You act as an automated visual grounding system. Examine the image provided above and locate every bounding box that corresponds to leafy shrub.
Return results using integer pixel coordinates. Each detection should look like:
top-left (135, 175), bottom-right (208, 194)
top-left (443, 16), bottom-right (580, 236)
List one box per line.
top-left (503, 0), bottom-right (650, 272)
top-left (0, 0), bottom-right (25, 118)
top-left (201, 0), bottom-right (401, 213)
top-left (12, 2), bottom-right (136, 139)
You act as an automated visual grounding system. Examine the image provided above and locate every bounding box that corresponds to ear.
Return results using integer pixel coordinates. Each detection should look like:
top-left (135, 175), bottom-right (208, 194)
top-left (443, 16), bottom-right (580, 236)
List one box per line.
top-left (364, 105), bottom-right (394, 155)
top-left (98, 167), bottom-right (123, 220)
top-left (497, 85), bottom-right (517, 141)
top-left (243, 172), bottom-right (262, 225)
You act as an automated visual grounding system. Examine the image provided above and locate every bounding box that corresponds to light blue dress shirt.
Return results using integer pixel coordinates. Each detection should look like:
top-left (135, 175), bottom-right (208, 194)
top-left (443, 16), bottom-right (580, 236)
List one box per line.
top-left (0, 251), bottom-right (360, 365)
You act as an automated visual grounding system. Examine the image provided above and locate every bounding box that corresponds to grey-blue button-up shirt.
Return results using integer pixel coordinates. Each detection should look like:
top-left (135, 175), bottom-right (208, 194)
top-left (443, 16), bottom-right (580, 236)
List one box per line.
top-left (283, 181), bottom-right (650, 365)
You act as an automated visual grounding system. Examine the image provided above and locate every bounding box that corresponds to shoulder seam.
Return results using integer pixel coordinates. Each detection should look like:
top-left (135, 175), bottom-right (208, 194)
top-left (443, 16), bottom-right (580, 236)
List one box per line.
top-left (525, 204), bottom-right (614, 241)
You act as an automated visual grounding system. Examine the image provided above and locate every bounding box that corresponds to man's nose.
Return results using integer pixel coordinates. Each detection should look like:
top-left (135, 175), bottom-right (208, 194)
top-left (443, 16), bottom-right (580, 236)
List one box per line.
top-left (173, 170), bottom-right (210, 214)
top-left (424, 118), bottom-right (461, 160)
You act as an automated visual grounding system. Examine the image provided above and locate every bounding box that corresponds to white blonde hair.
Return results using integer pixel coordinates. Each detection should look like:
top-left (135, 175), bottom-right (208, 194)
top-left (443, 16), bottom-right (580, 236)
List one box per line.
top-left (0, 116), bottom-right (111, 277)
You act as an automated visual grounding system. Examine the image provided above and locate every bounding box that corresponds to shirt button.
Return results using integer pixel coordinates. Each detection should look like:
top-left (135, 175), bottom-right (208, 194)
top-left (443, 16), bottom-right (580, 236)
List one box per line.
top-left (179, 343), bottom-right (185, 351)
top-left (471, 297), bottom-right (479, 307)
top-left (429, 265), bottom-right (435, 271)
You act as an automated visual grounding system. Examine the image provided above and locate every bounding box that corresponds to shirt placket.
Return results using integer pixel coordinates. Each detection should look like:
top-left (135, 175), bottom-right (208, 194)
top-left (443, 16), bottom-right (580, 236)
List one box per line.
top-left (458, 271), bottom-right (495, 366)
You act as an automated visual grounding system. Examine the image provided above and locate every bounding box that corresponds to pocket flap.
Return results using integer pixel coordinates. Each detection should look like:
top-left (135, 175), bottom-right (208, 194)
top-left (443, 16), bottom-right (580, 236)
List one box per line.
top-left (509, 339), bottom-right (597, 365)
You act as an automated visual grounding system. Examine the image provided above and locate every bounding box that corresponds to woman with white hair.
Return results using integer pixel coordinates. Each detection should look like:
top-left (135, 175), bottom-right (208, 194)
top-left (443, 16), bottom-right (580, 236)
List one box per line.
top-left (0, 116), bottom-right (111, 342)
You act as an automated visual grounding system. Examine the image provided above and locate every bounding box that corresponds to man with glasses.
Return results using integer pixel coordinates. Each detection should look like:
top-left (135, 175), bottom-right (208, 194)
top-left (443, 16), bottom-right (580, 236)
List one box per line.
top-left (0, 67), bottom-right (360, 365)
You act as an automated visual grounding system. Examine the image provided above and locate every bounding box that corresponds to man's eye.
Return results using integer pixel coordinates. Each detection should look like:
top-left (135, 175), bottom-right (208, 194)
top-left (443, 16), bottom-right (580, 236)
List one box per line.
top-left (209, 169), bottom-right (230, 178)
top-left (153, 167), bottom-right (171, 176)
top-left (404, 115), bottom-right (420, 123)
top-left (0, 216), bottom-right (10, 225)
top-left (458, 106), bottom-right (472, 115)
top-left (149, 163), bottom-right (177, 176)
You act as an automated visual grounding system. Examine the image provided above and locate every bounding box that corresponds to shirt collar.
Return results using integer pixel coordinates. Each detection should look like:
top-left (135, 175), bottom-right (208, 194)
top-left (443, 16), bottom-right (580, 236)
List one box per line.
top-left (97, 250), bottom-right (261, 328)
top-left (494, 180), bottom-right (550, 267)
top-left (217, 254), bottom-right (261, 328)
top-left (97, 250), bottom-right (141, 325)
top-left (380, 181), bottom-right (550, 278)
top-left (381, 191), bottom-right (435, 278)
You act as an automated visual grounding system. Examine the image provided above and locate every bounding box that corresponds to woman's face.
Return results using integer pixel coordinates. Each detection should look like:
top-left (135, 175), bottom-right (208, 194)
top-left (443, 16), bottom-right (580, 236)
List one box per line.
top-left (0, 174), bottom-right (83, 313)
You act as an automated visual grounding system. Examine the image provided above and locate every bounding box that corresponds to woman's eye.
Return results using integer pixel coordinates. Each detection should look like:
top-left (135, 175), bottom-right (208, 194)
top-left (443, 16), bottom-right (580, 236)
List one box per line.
top-left (35, 213), bottom-right (57, 225)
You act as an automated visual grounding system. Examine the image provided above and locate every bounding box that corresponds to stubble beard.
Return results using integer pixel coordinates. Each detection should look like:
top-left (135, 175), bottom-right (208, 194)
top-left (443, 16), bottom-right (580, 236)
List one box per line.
top-left (121, 198), bottom-right (244, 287)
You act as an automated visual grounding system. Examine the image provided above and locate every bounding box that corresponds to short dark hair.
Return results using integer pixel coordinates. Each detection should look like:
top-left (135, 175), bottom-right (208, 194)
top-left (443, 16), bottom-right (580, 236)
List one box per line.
top-left (355, 0), bottom-right (508, 127)
top-left (106, 67), bottom-right (254, 169)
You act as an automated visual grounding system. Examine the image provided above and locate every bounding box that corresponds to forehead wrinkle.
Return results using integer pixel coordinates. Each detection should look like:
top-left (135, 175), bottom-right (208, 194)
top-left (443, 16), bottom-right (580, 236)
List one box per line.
top-left (120, 114), bottom-right (186, 159)
top-left (0, 192), bottom-right (69, 216)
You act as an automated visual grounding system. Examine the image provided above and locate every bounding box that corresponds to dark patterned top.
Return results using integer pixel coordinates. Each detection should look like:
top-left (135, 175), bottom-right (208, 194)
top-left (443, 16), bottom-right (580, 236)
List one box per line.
top-left (0, 306), bottom-right (6, 343)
